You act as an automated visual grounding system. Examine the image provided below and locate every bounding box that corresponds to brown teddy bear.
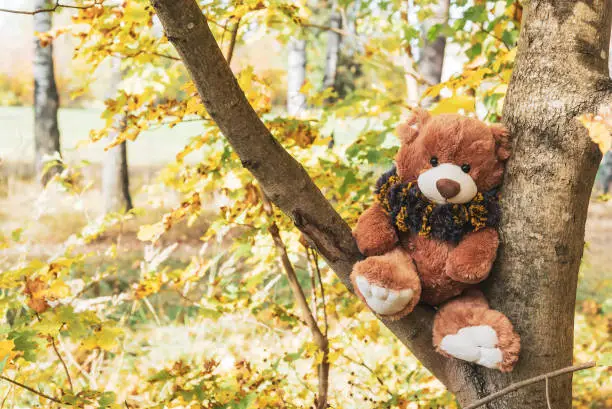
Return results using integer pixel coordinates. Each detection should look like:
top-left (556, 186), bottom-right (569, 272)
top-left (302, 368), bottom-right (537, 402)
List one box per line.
top-left (350, 109), bottom-right (520, 372)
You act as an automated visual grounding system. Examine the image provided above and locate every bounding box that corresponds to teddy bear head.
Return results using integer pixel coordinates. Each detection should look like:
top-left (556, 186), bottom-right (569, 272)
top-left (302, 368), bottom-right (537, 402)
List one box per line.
top-left (395, 109), bottom-right (511, 204)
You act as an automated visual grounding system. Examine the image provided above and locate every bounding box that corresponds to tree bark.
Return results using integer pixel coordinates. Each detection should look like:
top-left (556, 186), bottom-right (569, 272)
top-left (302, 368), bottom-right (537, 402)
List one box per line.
top-left (102, 57), bottom-right (132, 213)
top-left (418, 0), bottom-right (450, 107)
top-left (149, 1), bottom-right (612, 408)
top-left (601, 28), bottom-right (612, 193)
top-left (322, 3), bottom-right (342, 93)
top-left (287, 37), bottom-right (307, 116)
top-left (479, 1), bottom-right (611, 408)
top-left (33, 0), bottom-right (61, 186)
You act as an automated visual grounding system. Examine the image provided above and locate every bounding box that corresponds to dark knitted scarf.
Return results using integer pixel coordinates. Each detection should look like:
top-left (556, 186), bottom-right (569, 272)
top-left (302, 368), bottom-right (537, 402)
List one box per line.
top-left (375, 167), bottom-right (501, 243)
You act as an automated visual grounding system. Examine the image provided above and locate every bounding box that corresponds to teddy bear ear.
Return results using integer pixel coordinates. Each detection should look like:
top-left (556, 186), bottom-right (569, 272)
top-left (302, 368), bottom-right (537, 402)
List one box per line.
top-left (397, 108), bottom-right (431, 144)
top-left (491, 123), bottom-right (512, 161)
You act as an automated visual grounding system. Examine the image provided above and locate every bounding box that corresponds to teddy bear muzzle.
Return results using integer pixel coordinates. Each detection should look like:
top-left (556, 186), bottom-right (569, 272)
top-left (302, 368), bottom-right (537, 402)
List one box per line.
top-left (417, 163), bottom-right (478, 204)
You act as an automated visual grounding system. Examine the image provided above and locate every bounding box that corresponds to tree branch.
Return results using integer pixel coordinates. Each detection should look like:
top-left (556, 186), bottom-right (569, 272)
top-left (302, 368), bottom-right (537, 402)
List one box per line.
top-left (268, 222), bottom-right (327, 350)
top-left (263, 195), bottom-right (329, 409)
top-left (0, 0), bottom-right (104, 15)
top-left (50, 334), bottom-right (74, 393)
top-left (148, 0), bottom-right (456, 390)
top-left (225, 17), bottom-right (241, 66)
top-left (0, 376), bottom-right (64, 405)
top-left (300, 22), bottom-right (351, 37)
top-left (464, 362), bottom-right (596, 409)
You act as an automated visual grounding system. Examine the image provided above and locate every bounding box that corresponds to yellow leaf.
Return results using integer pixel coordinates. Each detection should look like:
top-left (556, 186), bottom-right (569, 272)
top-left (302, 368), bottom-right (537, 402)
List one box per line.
top-left (47, 280), bottom-right (71, 299)
top-left (579, 114), bottom-right (612, 154)
top-left (82, 326), bottom-right (124, 351)
top-left (0, 340), bottom-right (15, 361)
top-left (430, 95), bottom-right (476, 115)
top-left (299, 80), bottom-right (313, 94)
top-left (137, 222), bottom-right (166, 242)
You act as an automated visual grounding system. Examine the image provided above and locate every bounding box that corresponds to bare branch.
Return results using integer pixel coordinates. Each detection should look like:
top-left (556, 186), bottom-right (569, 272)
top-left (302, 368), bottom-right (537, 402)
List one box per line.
top-left (464, 362), bottom-right (596, 409)
top-left (50, 333), bottom-right (74, 393)
top-left (262, 195), bottom-right (329, 409)
top-left (0, 0), bottom-right (104, 15)
top-left (310, 249), bottom-right (328, 337)
top-left (225, 17), bottom-right (241, 65)
top-left (117, 50), bottom-right (181, 61)
top-left (268, 222), bottom-right (327, 349)
top-left (301, 22), bottom-right (351, 37)
top-left (0, 376), bottom-right (64, 405)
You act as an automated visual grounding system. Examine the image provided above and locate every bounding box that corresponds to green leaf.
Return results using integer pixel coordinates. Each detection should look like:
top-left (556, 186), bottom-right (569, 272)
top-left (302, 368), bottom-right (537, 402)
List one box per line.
top-left (148, 369), bottom-right (174, 383)
top-left (0, 355), bottom-right (8, 374)
top-left (466, 43), bottom-right (482, 60)
top-left (98, 391), bottom-right (117, 408)
top-left (232, 393), bottom-right (256, 409)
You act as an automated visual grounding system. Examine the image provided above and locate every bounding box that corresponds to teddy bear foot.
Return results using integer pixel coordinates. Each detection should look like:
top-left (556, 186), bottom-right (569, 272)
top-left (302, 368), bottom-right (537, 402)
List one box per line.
top-left (354, 276), bottom-right (415, 316)
top-left (433, 290), bottom-right (520, 372)
top-left (350, 248), bottom-right (421, 320)
top-left (438, 325), bottom-right (504, 369)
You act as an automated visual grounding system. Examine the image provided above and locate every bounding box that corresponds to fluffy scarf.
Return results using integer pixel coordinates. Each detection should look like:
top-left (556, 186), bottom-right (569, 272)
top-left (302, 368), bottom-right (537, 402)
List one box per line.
top-left (375, 167), bottom-right (501, 243)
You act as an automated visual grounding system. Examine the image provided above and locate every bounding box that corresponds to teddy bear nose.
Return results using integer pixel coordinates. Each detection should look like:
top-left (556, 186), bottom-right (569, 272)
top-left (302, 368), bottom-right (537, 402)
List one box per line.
top-left (436, 179), bottom-right (461, 199)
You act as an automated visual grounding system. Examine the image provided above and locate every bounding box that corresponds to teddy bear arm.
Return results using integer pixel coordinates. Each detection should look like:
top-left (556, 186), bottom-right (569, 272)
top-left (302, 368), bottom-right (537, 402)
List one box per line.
top-left (445, 227), bottom-right (499, 284)
top-left (353, 203), bottom-right (398, 257)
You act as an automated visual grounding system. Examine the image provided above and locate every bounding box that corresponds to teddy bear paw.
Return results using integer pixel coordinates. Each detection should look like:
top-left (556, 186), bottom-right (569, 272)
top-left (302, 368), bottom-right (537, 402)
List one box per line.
top-left (439, 325), bottom-right (503, 369)
top-left (355, 275), bottom-right (414, 316)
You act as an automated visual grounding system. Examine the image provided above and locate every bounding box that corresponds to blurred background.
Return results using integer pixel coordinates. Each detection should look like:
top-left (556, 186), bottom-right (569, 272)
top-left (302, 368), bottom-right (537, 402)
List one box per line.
top-left (0, 1), bottom-right (609, 408)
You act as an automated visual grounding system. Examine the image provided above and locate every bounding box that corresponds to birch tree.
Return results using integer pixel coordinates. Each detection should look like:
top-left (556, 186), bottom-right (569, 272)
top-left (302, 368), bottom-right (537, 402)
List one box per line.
top-left (33, 0), bottom-right (61, 185)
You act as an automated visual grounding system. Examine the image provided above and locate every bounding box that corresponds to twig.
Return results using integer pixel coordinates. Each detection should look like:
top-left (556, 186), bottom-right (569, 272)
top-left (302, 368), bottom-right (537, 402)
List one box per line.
top-left (58, 334), bottom-right (97, 388)
top-left (118, 50), bottom-right (181, 61)
top-left (261, 194), bottom-right (329, 409)
top-left (310, 249), bottom-right (328, 337)
top-left (545, 376), bottom-right (552, 409)
top-left (475, 22), bottom-right (511, 51)
top-left (342, 353), bottom-right (391, 394)
top-left (51, 333), bottom-right (74, 393)
top-left (0, 384), bottom-right (12, 409)
top-left (464, 361), bottom-right (596, 409)
top-left (267, 223), bottom-right (326, 349)
top-left (142, 297), bottom-right (162, 326)
top-left (225, 17), bottom-right (241, 65)
top-left (300, 22), bottom-right (350, 37)
top-left (0, 376), bottom-right (65, 405)
top-left (305, 248), bottom-right (319, 322)
top-left (0, 0), bottom-right (103, 15)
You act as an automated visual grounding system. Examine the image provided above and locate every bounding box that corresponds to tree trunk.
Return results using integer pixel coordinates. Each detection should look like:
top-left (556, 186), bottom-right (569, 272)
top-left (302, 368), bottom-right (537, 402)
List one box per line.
top-left (601, 29), bottom-right (612, 193)
top-left (149, 1), bottom-right (611, 408)
top-left (418, 0), bottom-right (449, 107)
top-left (102, 57), bottom-right (132, 213)
top-left (472, 1), bottom-right (611, 408)
top-left (33, 0), bottom-right (61, 186)
top-left (333, 0), bottom-right (362, 99)
top-left (322, 3), bottom-right (342, 93)
top-left (287, 38), bottom-right (307, 116)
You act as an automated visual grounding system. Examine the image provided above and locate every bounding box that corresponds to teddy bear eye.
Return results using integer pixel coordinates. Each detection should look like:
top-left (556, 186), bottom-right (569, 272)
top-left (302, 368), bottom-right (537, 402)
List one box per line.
top-left (461, 164), bottom-right (471, 173)
top-left (430, 156), bottom-right (439, 167)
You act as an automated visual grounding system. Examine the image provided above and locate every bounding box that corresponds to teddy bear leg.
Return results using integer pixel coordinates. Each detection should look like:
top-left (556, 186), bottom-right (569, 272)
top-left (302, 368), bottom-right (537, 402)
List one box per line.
top-left (350, 247), bottom-right (421, 320)
top-left (432, 289), bottom-right (520, 372)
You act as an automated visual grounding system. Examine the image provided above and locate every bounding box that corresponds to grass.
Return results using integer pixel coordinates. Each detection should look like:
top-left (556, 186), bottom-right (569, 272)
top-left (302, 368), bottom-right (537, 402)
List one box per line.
top-left (0, 106), bottom-right (204, 167)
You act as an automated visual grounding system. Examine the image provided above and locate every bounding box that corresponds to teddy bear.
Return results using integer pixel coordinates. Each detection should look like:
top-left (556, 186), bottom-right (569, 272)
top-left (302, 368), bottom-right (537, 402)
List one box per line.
top-left (350, 109), bottom-right (520, 372)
